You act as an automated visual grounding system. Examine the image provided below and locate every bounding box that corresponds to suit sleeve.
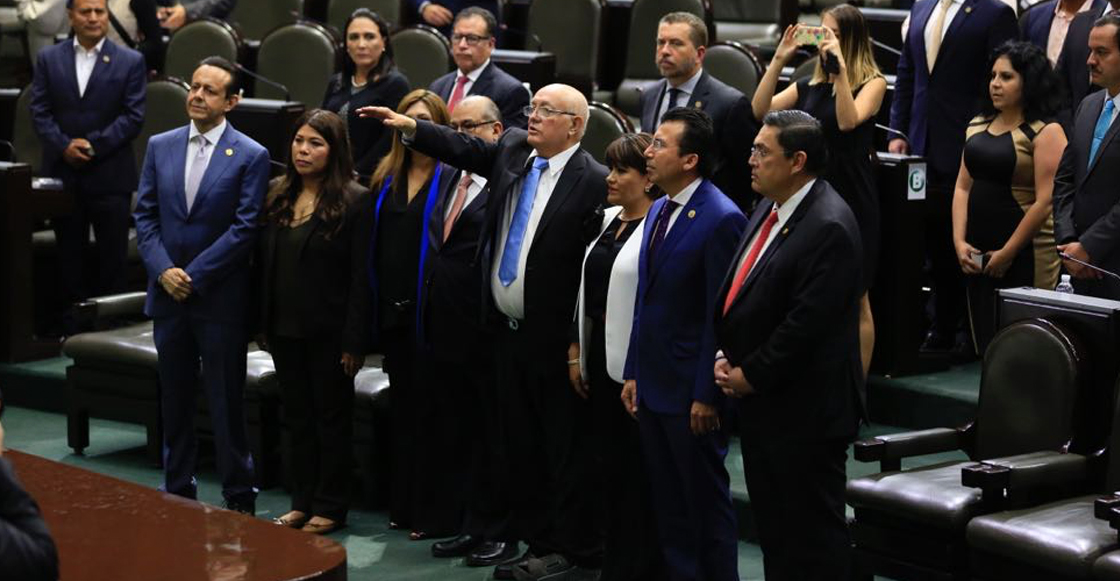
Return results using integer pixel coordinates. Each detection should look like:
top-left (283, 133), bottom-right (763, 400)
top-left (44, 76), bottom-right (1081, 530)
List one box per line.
top-left (183, 0), bottom-right (235, 20)
top-left (889, 18), bottom-right (914, 138)
top-left (740, 221), bottom-right (861, 395)
top-left (694, 210), bottom-right (747, 404)
top-left (0, 458), bottom-right (59, 581)
top-left (410, 120), bottom-right (502, 177)
top-left (989, 5), bottom-right (1019, 53)
top-left (133, 139), bottom-right (175, 279)
top-left (342, 194), bottom-right (374, 355)
top-left (183, 146), bottom-right (269, 296)
top-left (87, 54), bottom-right (145, 158)
top-left (1079, 193), bottom-right (1120, 264)
top-left (27, 52), bottom-right (70, 157)
top-left (1053, 100), bottom-right (1083, 244)
top-left (719, 94), bottom-right (757, 196)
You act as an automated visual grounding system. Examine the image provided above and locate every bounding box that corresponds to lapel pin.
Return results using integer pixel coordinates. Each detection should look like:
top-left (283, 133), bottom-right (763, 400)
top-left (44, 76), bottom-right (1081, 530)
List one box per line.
top-left (102, 55), bottom-right (110, 63)
top-left (694, 100), bottom-right (702, 108)
top-left (964, 6), bottom-right (972, 13)
top-left (687, 209), bottom-right (696, 218)
top-left (781, 228), bottom-right (789, 235)
top-left (225, 148), bottom-right (233, 157)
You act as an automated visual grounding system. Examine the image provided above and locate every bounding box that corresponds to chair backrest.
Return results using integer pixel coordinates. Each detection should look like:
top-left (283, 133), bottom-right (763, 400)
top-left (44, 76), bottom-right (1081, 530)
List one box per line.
top-left (703, 41), bottom-right (762, 100)
top-left (623, 0), bottom-right (709, 81)
top-left (792, 56), bottom-right (817, 84)
top-left (973, 318), bottom-right (1085, 460)
top-left (328, 0), bottom-right (402, 34)
top-left (583, 102), bottom-right (634, 165)
top-left (712, 0), bottom-right (779, 21)
top-left (256, 22), bottom-right (340, 105)
top-left (134, 78), bottom-right (190, 170)
top-left (229, 0), bottom-right (301, 41)
top-left (527, 0), bottom-right (602, 92)
top-left (13, 85), bottom-right (40, 173)
top-left (164, 19), bottom-right (242, 85)
top-left (390, 25), bottom-right (452, 91)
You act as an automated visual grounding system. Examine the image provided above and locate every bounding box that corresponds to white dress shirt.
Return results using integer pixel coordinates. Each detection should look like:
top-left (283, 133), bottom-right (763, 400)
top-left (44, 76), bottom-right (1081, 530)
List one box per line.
top-left (663, 177), bottom-right (703, 234)
top-left (734, 179), bottom-right (816, 276)
top-left (453, 58), bottom-right (491, 97)
top-left (657, 67), bottom-right (703, 125)
top-left (73, 36), bottom-right (106, 97)
top-left (491, 141), bottom-right (581, 320)
top-left (444, 171), bottom-right (487, 219)
top-left (185, 119), bottom-right (227, 193)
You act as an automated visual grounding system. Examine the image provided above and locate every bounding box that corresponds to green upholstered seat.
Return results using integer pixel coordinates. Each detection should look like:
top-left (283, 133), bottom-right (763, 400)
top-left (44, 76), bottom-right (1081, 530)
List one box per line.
top-left (390, 25), bottom-right (452, 91)
top-left (256, 22), bottom-right (339, 105)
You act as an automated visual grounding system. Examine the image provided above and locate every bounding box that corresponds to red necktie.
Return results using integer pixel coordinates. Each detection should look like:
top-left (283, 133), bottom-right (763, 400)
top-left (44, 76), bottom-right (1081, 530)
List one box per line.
top-left (444, 172), bottom-right (471, 242)
top-left (448, 75), bottom-right (469, 112)
top-left (723, 210), bottom-right (779, 315)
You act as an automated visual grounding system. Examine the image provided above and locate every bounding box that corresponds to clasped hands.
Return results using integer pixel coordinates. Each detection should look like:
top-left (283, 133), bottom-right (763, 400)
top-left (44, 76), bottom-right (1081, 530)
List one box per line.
top-left (63, 138), bottom-right (93, 168)
top-left (714, 350), bottom-right (754, 398)
top-left (159, 267), bottom-right (193, 302)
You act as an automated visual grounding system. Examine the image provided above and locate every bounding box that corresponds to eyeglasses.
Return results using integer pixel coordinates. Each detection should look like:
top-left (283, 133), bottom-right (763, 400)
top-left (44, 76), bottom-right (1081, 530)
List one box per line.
top-left (450, 119), bottom-right (499, 132)
top-left (749, 145), bottom-right (787, 160)
top-left (451, 33), bottom-right (491, 46)
top-left (523, 105), bottom-right (576, 119)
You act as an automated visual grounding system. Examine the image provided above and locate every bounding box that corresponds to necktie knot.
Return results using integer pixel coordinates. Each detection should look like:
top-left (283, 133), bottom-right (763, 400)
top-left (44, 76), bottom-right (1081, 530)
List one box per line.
top-left (532, 156), bottom-right (549, 171)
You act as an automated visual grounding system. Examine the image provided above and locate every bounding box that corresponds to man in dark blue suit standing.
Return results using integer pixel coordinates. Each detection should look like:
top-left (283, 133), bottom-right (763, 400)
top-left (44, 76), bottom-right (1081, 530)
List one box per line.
top-left (621, 107), bottom-right (745, 581)
top-left (29, 0), bottom-right (145, 332)
top-left (428, 7), bottom-right (528, 129)
top-left (133, 56), bottom-right (270, 514)
top-left (890, 0), bottom-right (1016, 353)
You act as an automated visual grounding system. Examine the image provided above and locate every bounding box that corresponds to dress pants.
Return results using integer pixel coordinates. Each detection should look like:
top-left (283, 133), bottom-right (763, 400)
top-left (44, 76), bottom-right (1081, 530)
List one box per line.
top-left (494, 324), bottom-right (597, 564)
top-left (739, 431), bottom-right (852, 581)
top-left (638, 403), bottom-right (738, 581)
top-left (153, 313), bottom-right (256, 503)
top-left (269, 335), bottom-right (353, 522)
top-left (53, 189), bottom-right (131, 331)
top-left (587, 319), bottom-right (664, 581)
top-left (384, 324), bottom-right (420, 528)
top-left (924, 169), bottom-right (967, 339)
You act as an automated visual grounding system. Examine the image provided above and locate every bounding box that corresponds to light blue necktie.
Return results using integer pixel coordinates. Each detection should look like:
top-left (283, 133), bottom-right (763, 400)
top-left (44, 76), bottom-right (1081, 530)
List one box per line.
top-left (499, 156), bottom-right (549, 286)
top-left (1089, 98), bottom-right (1115, 169)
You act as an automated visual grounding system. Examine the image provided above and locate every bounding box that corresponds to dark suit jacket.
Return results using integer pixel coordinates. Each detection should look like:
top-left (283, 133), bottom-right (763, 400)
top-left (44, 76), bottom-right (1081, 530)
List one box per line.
top-left (639, 71), bottom-right (758, 211)
top-left (1021, 0), bottom-right (1105, 52)
top-left (715, 180), bottom-right (865, 442)
top-left (891, 0), bottom-right (1017, 177)
top-left (622, 180), bottom-right (746, 415)
top-left (408, 0), bottom-right (500, 34)
top-left (419, 167), bottom-right (491, 361)
top-left (29, 38), bottom-right (145, 192)
top-left (134, 123), bottom-right (271, 322)
top-left (1056, 6), bottom-right (1111, 116)
top-left (0, 458), bottom-right (58, 581)
top-left (1054, 89), bottom-right (1120, 293)
top-left (429, 61), bottom-right (530, 129)
top-left (409, 121), bottom-right (607, 355)
top-left (322, 70), bottom-right (411, 178)
top-left (255, 181), bottom-right (373, 355)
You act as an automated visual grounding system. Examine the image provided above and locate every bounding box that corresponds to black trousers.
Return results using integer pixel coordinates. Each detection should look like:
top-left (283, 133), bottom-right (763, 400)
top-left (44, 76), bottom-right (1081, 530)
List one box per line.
top-left (924, 169), bottom-right (966, 338)
top-left (269, 335), bottom-right (354, 522)
top-left (53, 190), bottom-right (131, 329)
top-left (494, 324), bottom-right (597, 563)
top-left (587, 319), bottom-right (664, 581)
top-left (383, 325), bottom-right (420, 528)
top-left (740, 431), bottom-right (852, 581)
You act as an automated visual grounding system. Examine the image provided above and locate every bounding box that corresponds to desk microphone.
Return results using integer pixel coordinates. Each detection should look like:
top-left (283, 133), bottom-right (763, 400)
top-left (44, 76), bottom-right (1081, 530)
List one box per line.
top-left (0, 139), bottom-right (14, 162)
top-left (234, 63), bottom-right (291, 102)
top-left (1059, 252), bottom-right (1120, 281)
top-left (870, 38), bottom-right (902, 57)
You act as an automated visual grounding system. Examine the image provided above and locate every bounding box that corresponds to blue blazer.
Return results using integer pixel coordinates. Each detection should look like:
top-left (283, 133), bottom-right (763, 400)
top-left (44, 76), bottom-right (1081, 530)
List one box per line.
top-left (133, 123), bottom-right (271, 322)
top-left (623, 180), bottom-right (746, 415)
top-left (1020, 0), bottom-right (1105, 52)
top-left (891, 0), bottom-right (1017, 176)
top-left (28, 39), bottom-right (145, 192)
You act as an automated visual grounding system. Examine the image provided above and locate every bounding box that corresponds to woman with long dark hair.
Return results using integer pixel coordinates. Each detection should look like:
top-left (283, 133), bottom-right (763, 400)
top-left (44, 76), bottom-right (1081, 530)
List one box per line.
top-left (257, 109), bottom-right (372, 535)
top-left (322, 8), bottom-right (411, 178)
top-left (953, 41), bottom-right (1065, 353)
top-left (368, 89), bottom-right (451, 540)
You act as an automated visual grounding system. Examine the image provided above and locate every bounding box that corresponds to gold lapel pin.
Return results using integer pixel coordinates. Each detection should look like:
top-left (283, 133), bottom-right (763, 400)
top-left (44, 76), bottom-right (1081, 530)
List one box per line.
top-left (964, 6), bottom-right (972, 13)
top-left (225, 148), bottom-right (234, 157)
top-left (781, 228), bottom-right (789, 235)
top-left (102, 55), bottom-right (110, 63)
top-left (694, 101), bottom-right (702, 108)
top-left (688, 210), bottom-right (696, 218)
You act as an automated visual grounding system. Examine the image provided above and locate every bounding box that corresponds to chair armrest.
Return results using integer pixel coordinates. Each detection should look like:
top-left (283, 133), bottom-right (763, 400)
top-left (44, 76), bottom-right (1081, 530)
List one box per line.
top-left (962, 451), bottom-right (1090, 508)
top-left (1094, 493), bottom-right (1120, 521)
top-left (74, 291), bottom-right (147, 324)
top-left (854, 427), bottom-right (962, 471)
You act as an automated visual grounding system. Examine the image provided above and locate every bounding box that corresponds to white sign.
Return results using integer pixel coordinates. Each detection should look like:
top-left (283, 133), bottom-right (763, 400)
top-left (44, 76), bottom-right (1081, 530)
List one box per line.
top-left (907, 163), bottom-right (927, 201)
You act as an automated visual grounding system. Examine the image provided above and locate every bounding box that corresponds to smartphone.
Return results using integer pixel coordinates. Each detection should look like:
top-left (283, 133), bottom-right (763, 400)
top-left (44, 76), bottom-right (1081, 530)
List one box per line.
top-left (970, 251), bottom-right (988, 270)
top-left (821, 52), bottom-right (841, 75)
top-left (794, 26), bottom-right (826, 47)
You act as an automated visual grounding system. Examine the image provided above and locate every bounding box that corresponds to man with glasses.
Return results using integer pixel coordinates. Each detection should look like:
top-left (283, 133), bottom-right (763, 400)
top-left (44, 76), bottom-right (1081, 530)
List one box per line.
top-left (418, 96), bottom-right (516, 567)
top-left (360, 82), bottom-right (604, 580)
top-left (429, 7), bottom-right (529, 129)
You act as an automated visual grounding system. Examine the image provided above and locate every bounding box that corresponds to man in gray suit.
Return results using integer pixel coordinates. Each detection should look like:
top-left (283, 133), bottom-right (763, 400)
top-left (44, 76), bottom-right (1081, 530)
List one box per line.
top-left (1055, 13), bottom-right (1120, 299)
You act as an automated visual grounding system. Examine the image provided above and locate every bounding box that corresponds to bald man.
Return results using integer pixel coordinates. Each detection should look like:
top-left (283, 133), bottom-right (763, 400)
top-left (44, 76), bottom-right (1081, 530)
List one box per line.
top-left (362, 84), bottom-right (605, 579)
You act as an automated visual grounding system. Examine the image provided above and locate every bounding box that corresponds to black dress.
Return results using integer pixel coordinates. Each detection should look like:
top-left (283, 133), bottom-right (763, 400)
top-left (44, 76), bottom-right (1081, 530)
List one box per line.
top-left (962, 117), bottom-right (1059, 353)
top-left (322, 70), bottom-right (411, 178)
top-left (795, 78), bottom-right (880, 291)
top-left (583, 216), bottom-right (666, 581)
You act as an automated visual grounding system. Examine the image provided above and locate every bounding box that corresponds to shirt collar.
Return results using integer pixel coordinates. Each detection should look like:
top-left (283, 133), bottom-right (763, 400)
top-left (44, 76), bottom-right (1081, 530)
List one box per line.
top-left (771, 178), bottom-right (816, 224)
top-left (468, 171), bottom-right (488, 188)
top-left (669, 67), bottom-right (704, 95)
top-left (529, 141), bottom-right (581, 178)
top-left (1055, 0), bottom-right (1093, 17)
top-left (189, 118), bottom-right (227, 145)
top-left (458, 59), bottom-right (491, 83)
top-left (73, 36), bottom-right (106, 55)
top-left (669, 177), bottom-right (703, 207)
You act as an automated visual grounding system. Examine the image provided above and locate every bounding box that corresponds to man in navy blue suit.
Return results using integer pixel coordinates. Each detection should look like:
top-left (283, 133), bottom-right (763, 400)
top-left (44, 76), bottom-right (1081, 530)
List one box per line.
top-left (133, 56), bottom-right (270, 514)
top-left (621, 107), bottom-right (745, 581)
top-left (29, 0), bottom-right (145, 333)
top-left (1020, 0), bottom-right (1105, 66)
top-left (428, 7), bottom-right (528, 129)
top-left (889, 0), bottom-right (1016, 353)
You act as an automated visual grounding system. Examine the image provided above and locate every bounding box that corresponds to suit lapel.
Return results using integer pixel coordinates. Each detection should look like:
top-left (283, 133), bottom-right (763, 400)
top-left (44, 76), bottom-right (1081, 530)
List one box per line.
top-left (642, 80), bottom-right (667, 132)
top-left (910, 0), bottom-right (937, 74)
top-left (82, 41), bottom-right (112, 100)
top-left (649, 182), bottom-right (706, 281)
top-left (429, 167), bottom-right (457, 251)
top-left (470, 64), bottom-right (494, 97)
top-left (689, 72), bottom-right (711, 110)
top-left (59, 42), bottom-right (81, 99)
top-left (637, 196), bottom-right (664, 294)
top-left (189, 125), bottom-right (238, 217)
top-left (171, 127), bottom-right (190, 217)
top-left (1088, 94), bottom-right (1120, 178)
top-left (529, 150), bottom-right (584, 247)
top-left (933, 0), bottom-right (977, 74)
top-left (736, 184), bottom-right (819, 302)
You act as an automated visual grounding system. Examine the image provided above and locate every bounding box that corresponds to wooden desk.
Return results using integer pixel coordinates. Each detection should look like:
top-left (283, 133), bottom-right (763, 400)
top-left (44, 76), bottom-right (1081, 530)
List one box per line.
top-left (7, 450), bottom-right (347, 581)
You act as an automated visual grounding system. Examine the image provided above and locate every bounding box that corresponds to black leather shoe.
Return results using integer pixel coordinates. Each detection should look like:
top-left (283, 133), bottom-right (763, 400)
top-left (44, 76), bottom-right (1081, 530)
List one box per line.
top-left (432, 534), bottom-right (484, 558)
top-left (920, 329), bottom-right (954, 353)
top-left (223, 498), bottom-right (256, 516)
top-left (488, 548), bottom-right (531, 579)
top-left (467, 541), bottom-right (520, 567)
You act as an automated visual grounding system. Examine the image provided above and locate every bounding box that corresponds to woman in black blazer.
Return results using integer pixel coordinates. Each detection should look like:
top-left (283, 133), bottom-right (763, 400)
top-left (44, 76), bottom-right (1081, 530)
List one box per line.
top-left (257, 109), bottom-right (372, 535)
top-left (322, 8), bottom-right (411, 179)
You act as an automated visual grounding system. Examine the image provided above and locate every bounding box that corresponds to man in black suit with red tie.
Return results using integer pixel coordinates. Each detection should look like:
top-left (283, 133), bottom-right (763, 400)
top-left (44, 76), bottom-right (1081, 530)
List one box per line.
top-left (714, 110), bottom-right (865, 581)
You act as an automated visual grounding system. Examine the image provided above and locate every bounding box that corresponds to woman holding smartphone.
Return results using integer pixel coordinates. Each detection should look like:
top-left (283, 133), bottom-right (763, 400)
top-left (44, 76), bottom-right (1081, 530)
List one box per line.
top-left (751, 4), bottom-right (886, 376)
